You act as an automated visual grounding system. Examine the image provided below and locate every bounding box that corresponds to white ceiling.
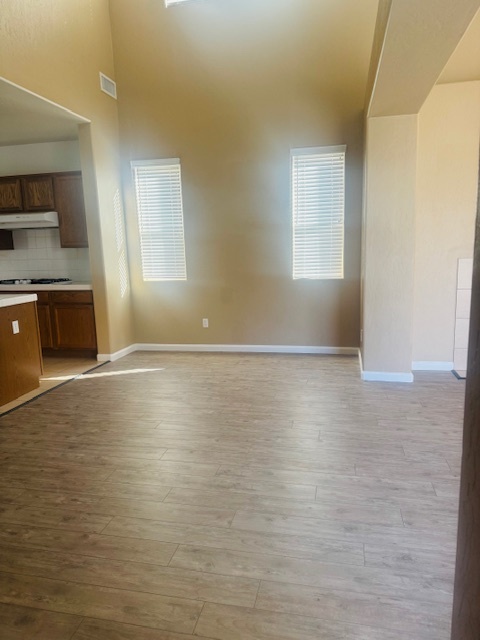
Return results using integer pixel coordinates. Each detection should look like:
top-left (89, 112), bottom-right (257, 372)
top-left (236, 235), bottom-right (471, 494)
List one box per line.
top-left (0, 79), bottom-right (88, 147)
top-left (438, 8), bottom-right (480, 84)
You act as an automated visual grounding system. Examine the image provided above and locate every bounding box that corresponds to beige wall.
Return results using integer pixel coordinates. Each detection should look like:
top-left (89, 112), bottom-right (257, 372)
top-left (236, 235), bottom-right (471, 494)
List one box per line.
top-left (413, 81), bottom-right (480, 364)
top-left (0, 141), bottom-right (81, 176)
top-left (362, 114), bottom-right (418, 375)
top-left (0, 0), bottom-right (133, 355)
top-left (110, 0), bottom-right (378, 347)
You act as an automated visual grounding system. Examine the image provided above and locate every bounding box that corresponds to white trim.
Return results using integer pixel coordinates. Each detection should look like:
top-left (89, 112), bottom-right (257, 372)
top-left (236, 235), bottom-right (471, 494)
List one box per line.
top-left (358, 350), bottom-right (414, 382)
top-left (412, 361), bottom-right (454, 371)
top-left (135, 344), bottom-right (358, 355)
top-left (0, 76), bottom-right (90, 123)
top-left (291, 145), bottom-right (347, 156)
top-left (361, 370), bottom-right (414, 383)
top-left (97, 344), bottom-right (136, 363)
top-left (97, 344), bottom-right (358, 361)
top-left (131, 158), bottom-right (180, 168)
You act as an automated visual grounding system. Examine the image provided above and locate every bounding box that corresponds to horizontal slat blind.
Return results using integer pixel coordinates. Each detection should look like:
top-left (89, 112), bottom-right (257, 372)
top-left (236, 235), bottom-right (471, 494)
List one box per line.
top-left (292, 146), bottom-right (345, 280)
top-left (132, 160), bottom-right (187, 281)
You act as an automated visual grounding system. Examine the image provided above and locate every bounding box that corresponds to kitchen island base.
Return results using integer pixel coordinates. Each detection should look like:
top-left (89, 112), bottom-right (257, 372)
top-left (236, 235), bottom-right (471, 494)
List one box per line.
top-left (0, 296), bottom-right (42, 407)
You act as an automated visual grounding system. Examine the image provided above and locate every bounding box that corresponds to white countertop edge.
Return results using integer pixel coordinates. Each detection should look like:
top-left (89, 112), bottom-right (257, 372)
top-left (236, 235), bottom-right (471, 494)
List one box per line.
top-left (0, 293), bottom-right (38, 308)
top-left (0, 283), bottom-right (92, 291)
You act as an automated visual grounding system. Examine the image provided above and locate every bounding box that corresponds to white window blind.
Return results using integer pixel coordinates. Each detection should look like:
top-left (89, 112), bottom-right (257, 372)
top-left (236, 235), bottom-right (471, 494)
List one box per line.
top-left (291, 145), bottom-right (346, 280)
top-left (132, 159), bottom-right (187, 281)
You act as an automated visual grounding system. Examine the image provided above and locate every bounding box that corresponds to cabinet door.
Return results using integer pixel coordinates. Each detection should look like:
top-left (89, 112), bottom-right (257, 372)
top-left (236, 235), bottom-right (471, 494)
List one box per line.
top-left (37, 304), bottom-right (53, 349)
top-left (52, 304), bottom-right (97, 349)
top-left (22, 175), bottom-right (55, 211)
top-left (0, 302), bottom-right (42, 406)
top-left (54, 174), bottom-right (88, 248)
top-left (0, 177), bottom-right (23, 212)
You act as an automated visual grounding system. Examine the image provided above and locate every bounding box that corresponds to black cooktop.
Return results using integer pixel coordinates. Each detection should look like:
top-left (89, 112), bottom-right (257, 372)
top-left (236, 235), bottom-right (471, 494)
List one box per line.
top-left (0, 278), bottom-right (73, 285)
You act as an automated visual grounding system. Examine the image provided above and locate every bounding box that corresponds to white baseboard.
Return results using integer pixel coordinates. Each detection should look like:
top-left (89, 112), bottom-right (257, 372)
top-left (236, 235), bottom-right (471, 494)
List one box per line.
top-left (361, 370), bottom-right (414, 383)
top-left (97, 344), bottom-right (136, 362)
top-left (135, 343), bottom-right (359, 355)
top-left (97, 343), bottom-right (358, 361)
top-left (358, 349), bottom-right (413, 383)
top-left (412, 361), bottom-right (454, 371)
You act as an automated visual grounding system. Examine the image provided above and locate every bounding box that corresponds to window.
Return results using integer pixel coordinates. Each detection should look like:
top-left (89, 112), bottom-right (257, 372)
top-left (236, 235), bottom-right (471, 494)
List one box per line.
top-left (291, 145), bottom-right (346, 280)
top-left (132, 159), bottom-right (187, 281)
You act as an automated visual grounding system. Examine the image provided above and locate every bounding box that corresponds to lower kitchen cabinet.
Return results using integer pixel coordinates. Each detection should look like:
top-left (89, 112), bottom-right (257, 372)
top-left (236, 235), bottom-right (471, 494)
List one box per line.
top-left (49, 291), bottom-right (97, 354)
top-left (12, 290), bottom-right (97, 355)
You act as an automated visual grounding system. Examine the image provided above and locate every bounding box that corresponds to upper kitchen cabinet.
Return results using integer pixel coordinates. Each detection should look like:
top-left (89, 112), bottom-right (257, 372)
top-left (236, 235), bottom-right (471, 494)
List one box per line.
top-left (0, 177), bottom-right (23, 212)
top-left (54, 173), bottom-right (88, 248)
top-left (0, 171), bottom-right (88, 248)
top-left (21, 175), bottom-right (55, 211)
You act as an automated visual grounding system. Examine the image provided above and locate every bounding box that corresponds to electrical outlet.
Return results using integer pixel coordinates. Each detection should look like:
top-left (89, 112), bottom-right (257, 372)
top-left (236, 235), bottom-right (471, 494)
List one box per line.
top-left (202, 318), bottom-right (209, 328)
top-left (12, 320), bottom-right (19, 334)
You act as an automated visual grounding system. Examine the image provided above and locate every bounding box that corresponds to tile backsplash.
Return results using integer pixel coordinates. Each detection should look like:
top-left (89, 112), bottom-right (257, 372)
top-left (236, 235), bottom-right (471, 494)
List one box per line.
top-left (0, 229), bottom-right (91, 281)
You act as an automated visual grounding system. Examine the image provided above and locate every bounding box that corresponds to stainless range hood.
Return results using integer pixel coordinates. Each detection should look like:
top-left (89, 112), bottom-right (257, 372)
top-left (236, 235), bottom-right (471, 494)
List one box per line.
top-left (0, 211), bottom-right (59, 229)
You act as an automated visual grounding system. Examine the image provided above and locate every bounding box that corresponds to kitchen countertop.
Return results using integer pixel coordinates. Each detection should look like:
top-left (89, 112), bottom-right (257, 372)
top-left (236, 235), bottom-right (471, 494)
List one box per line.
top-left (0, 283), bottom-right (92, 292)
top-left (0, 293), bottom-right (38, 309)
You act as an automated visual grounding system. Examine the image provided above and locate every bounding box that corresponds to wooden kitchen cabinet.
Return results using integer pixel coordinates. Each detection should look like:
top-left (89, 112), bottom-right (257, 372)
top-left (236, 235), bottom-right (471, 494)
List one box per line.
top-left (0, 171), bottom-right (89, 248)
top-left (0, 300), bottom-right (43, 406)
top-left (22, 175), bottom-right (55, 211)
top-left (0, 177), bottom-right (23, 212)
top-left (54, 173), bottom-right (89, 248)
top-left (36, 293), bottom-right (54, 349)
top-left (50, 291), bottom-right (96, 351)
top-left (7, 290), bottom-right (97, 356)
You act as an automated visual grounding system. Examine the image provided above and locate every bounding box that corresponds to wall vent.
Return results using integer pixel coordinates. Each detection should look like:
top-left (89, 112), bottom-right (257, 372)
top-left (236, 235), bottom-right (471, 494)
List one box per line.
top-left (99, 72), bottom-right (117, 99)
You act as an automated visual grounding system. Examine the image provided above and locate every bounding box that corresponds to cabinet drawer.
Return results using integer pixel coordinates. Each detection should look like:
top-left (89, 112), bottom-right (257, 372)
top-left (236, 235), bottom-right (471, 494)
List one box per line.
top-left (50, 291), bottom-right (93, 304)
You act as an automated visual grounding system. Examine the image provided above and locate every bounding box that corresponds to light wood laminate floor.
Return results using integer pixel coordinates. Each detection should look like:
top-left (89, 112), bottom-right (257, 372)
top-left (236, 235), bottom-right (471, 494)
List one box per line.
top-left (0, 353), bottom-right (463, 639)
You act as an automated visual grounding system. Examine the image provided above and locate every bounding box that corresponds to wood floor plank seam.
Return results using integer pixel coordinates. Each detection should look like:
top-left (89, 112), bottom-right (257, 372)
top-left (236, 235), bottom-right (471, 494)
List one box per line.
top-left (253, 576), bottom-right (451, 609)
top-left (0, 536), bottom-right (179, 569)
top-left (0, 568), bottom-right (216, 606)
top-left (72, 616), bottom-right (218, 640)
top-left (103, 511), bottom-right (455, 553)
top-left (250, 593), bottom-right (450, 638)
top-left (68, 614), bottom-right (85, 640)
top-left (252, 577), bottom-right (262, 610)
top-left (118, 536), bottom-right (364, 567)
top-left (98, 516), bottom-right (115, 534)
top-left (0, 571), bottom-right (205, 634)
top-left (191, 600), bottom-right (206, 637)
top-left (168, 545), bottom-right (453, 604)
top-left (194, 601), bottom-right (445, 640)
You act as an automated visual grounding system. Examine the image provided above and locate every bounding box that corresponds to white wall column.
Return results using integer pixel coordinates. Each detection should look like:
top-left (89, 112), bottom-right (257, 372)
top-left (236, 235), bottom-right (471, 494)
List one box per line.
top-left (361, 114), bottom-right (418, 381)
